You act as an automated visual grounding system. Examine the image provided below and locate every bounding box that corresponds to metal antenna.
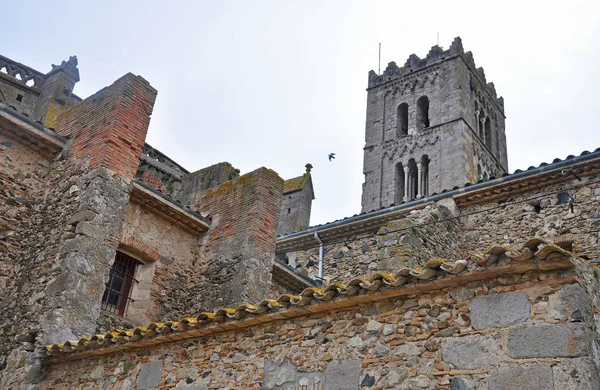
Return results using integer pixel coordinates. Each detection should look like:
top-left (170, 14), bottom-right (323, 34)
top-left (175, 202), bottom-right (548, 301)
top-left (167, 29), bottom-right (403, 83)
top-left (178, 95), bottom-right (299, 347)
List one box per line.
top-left (378, 43), bottom-right (381, 75)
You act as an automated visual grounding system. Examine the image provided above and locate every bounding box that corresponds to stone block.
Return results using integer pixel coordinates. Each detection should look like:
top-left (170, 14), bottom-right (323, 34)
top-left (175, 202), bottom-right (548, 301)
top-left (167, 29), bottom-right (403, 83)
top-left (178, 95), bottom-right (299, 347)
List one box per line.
top-left (559, 284), bottom-right (592, 323)
top-left (323, 360), bottom-right (362, 390)
top-left (552, 357), bottom-right (600, 390)
top-left (507, 323), bottom-right (590, 358)
top-left (263, 359), bottom-right (323, 389)
top-left (450, 377), bottom-right (475, 390)
top-left (67, 210), bottom-right (97, 225)
top-left (488, 364), bottom-right (554, 390)
top-left (469, 292), bottom-right (530, 330)
top-left (137, 360), bottom-right (164, 389)
top-left (442, 335), bottom-right (498, 369)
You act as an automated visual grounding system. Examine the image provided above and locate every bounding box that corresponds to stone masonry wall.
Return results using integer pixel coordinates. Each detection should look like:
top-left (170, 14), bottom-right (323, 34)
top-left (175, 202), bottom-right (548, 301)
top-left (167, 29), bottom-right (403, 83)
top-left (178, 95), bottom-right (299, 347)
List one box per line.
top-left (459, 174), bottom-right (600, 258)
top-left (287, 204), bottom-right (462, 284)
top-left (191, 167), bottom-right (283, 311)
top-left (0, 72), bottom-right (157, 389)
top-left (122, 202), bottom-right (204, 325)
top-left (94, 201), bottom-right (206, 331)
top-left (41, 261), bottom-right (599, 389)
top-left (0, 150), bottom-right (131, 389)
top-left (279, 186), bottom-right (313, 236)
top-left (287, 170), bottom-right (600, 287)
top-left (0, 133), bottom-right (53, 373)
top-left (362, 38), bottom-right (507, 213)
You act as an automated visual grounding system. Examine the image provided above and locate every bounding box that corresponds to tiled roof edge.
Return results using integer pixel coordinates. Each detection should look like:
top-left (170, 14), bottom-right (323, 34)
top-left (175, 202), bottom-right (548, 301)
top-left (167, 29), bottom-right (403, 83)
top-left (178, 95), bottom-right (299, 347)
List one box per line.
top-left (43, 239), bottom-right (576, 362)
top-left (277, 148), bottom-right (600, 243)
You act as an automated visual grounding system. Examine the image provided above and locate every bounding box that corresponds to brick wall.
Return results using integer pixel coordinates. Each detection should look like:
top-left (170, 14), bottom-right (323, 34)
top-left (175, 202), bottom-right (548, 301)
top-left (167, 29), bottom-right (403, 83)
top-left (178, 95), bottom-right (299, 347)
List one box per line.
top-left (55, 73), bottom-right (157, 179)
top-left (192, 167), bottom-right (283, 309)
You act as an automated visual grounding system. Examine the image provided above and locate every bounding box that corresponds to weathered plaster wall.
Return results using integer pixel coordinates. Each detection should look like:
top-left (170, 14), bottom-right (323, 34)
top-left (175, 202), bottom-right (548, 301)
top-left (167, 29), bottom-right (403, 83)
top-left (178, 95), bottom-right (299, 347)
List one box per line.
top-left (41, 264), bottom-right (599, 390)
top-left (119, 201), bottom-right (204, 325)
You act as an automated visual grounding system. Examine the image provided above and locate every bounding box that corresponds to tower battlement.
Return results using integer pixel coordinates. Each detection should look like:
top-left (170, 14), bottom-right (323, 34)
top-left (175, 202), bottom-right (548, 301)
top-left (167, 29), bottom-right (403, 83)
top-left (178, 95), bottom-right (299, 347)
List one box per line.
top-left (368, 37), bottom-right (501, 107)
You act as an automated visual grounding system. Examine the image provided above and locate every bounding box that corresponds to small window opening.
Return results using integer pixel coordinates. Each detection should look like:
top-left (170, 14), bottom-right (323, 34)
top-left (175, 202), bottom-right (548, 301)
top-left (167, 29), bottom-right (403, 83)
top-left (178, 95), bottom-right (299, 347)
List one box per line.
top-left (287, 208), bottom-right (291, 214)
top-left (420, 155), bottom-right (430, 196)
top-left (557, 191), bottom-right (569, 205)
top-left (102, 251), bottom-right (140, 316)
top-left (16, 94), bottom-right (23, 102)
top-left (416, 96), bottom-right (430, 130)
top-left (397, 103), bottom-right (408, 136)
top-left (395, 162), bottom-right (405, 204)
top-left (407, 158), bottom-right (418, 199)
top-left (484, 117), bottom-right (492, 148)
top-left (478, 109), bottom-right (485, 138)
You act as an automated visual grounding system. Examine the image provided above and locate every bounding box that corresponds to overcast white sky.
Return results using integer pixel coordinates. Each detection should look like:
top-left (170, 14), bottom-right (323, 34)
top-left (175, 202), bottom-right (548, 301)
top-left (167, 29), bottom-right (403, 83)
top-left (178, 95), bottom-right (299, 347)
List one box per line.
top-left (5, 0), bottom-right (600, 226)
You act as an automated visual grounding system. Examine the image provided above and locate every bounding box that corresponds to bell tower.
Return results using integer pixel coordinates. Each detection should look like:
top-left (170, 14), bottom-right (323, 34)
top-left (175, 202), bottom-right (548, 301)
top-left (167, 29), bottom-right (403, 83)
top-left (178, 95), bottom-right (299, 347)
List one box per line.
top-left (361, 37), bottom-right (508, 213)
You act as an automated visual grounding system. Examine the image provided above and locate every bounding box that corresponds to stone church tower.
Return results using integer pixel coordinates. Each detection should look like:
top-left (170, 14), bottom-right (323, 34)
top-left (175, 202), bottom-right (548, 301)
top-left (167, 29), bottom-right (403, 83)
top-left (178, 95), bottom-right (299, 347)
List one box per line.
top-left (361, 37), bottom-right (509, 213)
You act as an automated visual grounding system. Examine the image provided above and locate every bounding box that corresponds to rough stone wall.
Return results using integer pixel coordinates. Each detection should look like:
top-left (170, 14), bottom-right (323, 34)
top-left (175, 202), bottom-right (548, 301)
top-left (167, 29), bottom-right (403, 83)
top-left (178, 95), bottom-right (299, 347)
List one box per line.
top-left (0, 134), bottom-right (52, 372)
top-left (179, 162), bottom-right (239, 206)
top-left (288, 168), bottom-right (600, 287)
top-left (41, 266), bottom-right (599, 389)
top-left (0, 150), bottom-right (131, 389)
top-left (459, 175), bottom-right (600, 258)
top-left (268, 274), bottom-right (295, 298)
top-left (361, 38), bottom-right (507, 213)
top-left (279, 185), bottom-right (314, 236)
top-left (192, 167), bottom-right (283, 310)
top-left (0, 72), bottom-right (157, 389)
top-left (287, 204), bottom-right (462, 284)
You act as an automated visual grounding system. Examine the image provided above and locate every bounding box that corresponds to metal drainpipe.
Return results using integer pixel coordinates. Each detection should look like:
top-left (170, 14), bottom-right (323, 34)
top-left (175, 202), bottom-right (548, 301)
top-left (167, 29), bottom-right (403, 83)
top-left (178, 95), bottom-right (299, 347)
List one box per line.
top-left (313, 231), bottom-right (324, 280)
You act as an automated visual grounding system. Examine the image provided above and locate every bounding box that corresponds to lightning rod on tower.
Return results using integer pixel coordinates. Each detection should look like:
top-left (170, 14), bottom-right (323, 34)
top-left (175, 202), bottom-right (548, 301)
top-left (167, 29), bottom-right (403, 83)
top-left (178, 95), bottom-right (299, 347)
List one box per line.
top-left (378, 43), bottom-right (381, 75)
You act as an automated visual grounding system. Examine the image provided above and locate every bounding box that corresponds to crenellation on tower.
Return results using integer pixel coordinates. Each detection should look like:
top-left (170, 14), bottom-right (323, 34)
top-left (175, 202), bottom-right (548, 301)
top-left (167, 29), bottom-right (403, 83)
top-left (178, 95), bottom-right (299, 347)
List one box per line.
top-left (361, 37), bottom-right (509, 213)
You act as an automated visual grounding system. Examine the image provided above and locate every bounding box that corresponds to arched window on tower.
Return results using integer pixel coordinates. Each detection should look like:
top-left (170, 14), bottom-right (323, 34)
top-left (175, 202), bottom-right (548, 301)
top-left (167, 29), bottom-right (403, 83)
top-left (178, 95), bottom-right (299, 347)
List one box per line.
top-left (478, 109), bottom-right (485, 138)
top-left (484, 117), bottom-right (492, 148)
top-left (416, 96), bottom-right (430, 130)
top-left (407, 159), bottom-right (418, 199)
top-left (395, 162), bottom-right (405, 204)
top-left (397, 103), bottom-right (408, 137)
top-left (420, 155), bottom-right (430, 197)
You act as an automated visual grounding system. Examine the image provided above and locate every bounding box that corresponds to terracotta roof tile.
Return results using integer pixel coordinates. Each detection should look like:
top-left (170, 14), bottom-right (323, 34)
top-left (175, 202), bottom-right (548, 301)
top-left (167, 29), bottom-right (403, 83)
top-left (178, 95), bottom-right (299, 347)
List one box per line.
top-left (43, 238), bottom-right (579, 361)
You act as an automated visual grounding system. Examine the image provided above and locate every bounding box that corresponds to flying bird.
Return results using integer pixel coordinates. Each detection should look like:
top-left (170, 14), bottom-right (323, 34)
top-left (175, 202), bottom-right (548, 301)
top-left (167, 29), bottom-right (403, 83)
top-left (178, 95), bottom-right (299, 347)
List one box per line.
top-left (328, 153), bottom-right (336, 161)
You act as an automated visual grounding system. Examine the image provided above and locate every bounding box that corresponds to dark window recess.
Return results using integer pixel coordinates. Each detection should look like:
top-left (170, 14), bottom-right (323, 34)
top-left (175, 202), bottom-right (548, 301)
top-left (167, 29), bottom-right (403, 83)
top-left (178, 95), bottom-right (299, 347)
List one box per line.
top-left (101, 251), bottom-right (140, 316)
top-left (287, 208), bottom-right (291, 214)
top-left (16, 94), bottom-right (23, 102)
top-left (557, 191), bottom-right (570, 205)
